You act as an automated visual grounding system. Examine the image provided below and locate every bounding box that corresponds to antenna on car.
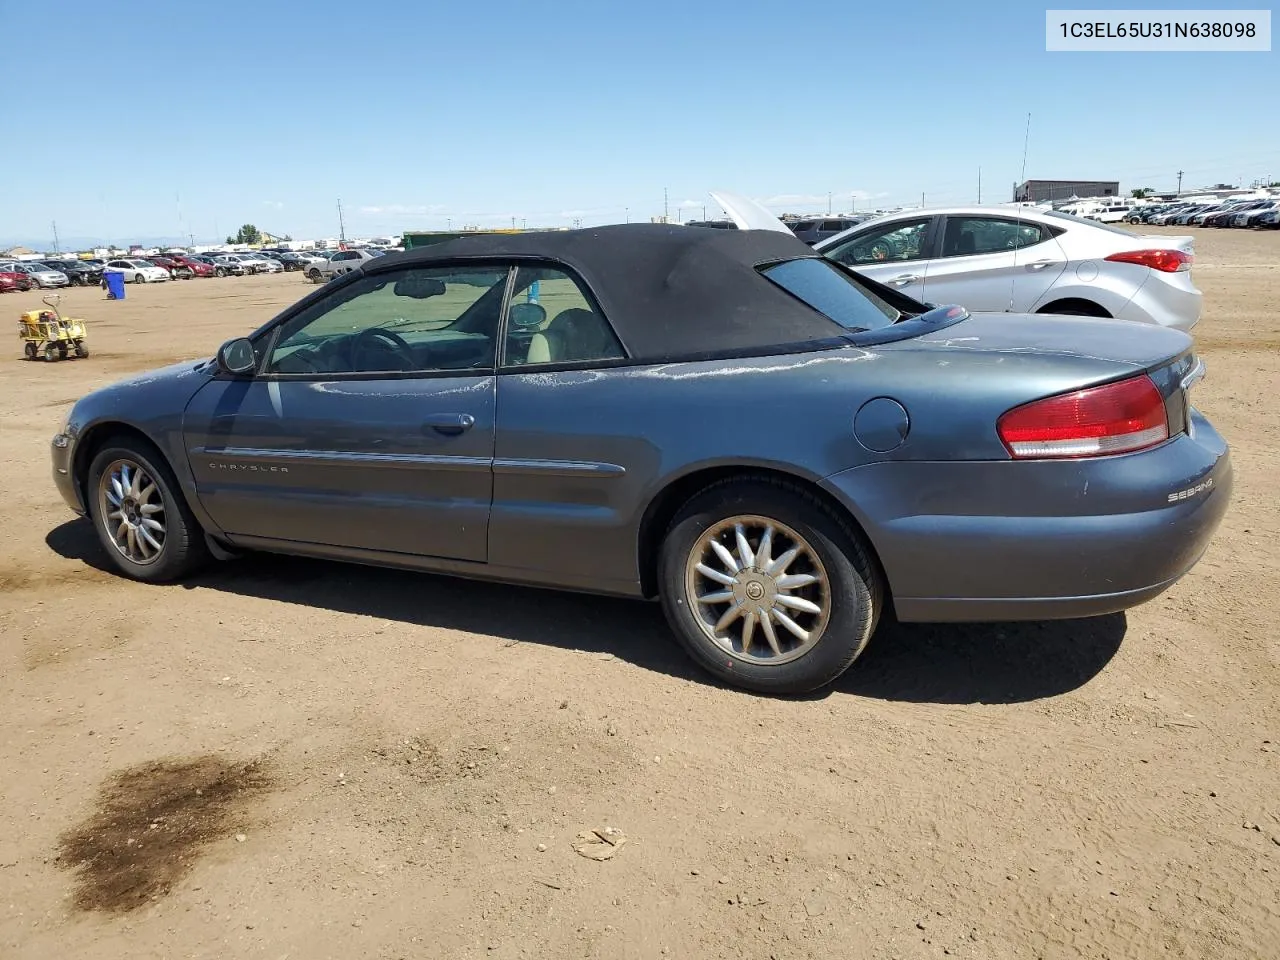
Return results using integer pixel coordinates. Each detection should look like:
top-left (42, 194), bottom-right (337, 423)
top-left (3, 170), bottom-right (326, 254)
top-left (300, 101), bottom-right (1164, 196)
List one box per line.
top-left (1009, 112), bottom-right (1031, 312)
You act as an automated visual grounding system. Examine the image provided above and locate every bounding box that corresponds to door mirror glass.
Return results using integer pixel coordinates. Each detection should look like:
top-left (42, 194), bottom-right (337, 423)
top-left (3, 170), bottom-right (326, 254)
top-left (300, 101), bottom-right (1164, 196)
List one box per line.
top-left (217, 337), bottom-right (257, 375)
top-left (508, 301), bottom-right (546, 328)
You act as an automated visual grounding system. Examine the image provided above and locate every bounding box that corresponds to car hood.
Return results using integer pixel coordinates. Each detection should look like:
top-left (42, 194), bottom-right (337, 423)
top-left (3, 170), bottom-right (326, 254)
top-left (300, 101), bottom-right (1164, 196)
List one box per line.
top-left (881, 309), bottom-right (1192, 369)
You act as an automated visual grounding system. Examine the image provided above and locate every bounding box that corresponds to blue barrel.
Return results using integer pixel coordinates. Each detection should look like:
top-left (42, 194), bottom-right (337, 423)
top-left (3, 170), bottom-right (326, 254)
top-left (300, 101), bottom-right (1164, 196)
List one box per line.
top-left (104, 271), bottom-right (126, 300)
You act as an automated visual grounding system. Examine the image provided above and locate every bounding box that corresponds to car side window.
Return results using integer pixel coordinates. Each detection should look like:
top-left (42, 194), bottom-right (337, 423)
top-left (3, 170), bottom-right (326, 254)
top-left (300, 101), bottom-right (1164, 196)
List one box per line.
top-left (502, 265), bottom-right (625, 367)
top-left (823, 218), bottom-right (931, 265)
top-left (939, 217), bottom-right (1049, 258)
top-left (266, 266), bottom-right (510, 375)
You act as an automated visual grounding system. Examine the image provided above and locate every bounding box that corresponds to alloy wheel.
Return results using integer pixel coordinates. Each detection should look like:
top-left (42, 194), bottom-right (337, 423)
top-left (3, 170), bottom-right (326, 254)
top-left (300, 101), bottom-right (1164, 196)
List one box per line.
top-left (684, 515), bottom-right (831, 665)
top-left (98, 459), bottom-right (167, 565)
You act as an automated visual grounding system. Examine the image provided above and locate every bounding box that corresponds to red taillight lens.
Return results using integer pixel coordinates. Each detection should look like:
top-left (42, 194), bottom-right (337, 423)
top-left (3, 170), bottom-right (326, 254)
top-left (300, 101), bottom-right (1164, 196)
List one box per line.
top-left (1104, 248), bottom-right (1192, 272)
top-left (998, 375), bottom-right (1169, 459)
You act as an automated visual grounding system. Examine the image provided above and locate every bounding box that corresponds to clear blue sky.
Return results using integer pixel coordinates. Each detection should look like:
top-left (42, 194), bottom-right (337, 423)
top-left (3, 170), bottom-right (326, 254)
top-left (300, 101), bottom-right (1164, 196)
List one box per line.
top-left (1, 0), bottom-right (1275, 246)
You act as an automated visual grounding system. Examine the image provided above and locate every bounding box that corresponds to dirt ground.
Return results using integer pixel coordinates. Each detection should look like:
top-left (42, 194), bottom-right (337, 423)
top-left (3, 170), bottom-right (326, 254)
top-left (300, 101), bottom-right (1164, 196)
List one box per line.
top-left (1, 230), bottom-right (1277, 960)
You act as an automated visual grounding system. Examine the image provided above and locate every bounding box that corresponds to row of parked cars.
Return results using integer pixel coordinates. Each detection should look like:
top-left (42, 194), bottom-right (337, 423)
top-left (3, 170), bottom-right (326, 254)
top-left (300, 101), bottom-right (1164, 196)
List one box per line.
top-left (1124, 197), bottom-right (1280, 228)
top-left (0, 248), bottom-right (352, 291)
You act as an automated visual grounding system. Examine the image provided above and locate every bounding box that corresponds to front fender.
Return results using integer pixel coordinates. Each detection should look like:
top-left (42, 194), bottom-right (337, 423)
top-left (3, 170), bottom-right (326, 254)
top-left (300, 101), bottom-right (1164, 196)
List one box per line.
top-left (54, 360), bottom-right (220, 531)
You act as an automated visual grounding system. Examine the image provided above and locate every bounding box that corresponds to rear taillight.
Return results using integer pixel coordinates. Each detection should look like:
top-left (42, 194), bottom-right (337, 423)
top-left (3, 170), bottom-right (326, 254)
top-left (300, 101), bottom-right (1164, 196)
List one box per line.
top-left (998, 375), bottom-right (1169, 459)
top-left (1104, 248), bottom-right (1192, 272)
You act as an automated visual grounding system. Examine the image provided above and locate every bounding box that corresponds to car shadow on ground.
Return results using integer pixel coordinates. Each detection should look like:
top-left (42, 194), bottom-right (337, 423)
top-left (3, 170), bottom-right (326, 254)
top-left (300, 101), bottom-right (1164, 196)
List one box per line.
top-left (46, 520), bottom-right (1125, 706)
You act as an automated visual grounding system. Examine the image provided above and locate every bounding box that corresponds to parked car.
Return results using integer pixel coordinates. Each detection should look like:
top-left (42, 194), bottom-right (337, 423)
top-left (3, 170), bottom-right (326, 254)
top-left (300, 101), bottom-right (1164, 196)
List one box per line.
top-left (167, 254), bottom-right (216, 277)
top-left (50, 197), bottom-right (1230, 695)
top-left (209, 255), bottom-right (254, 276)
top-left (104, 259), bottom-right (170, 283)
top-left (272, 252), bottom-right (313, 271)
top-left (787, 217), bottom-right (869, 246)
top-left (1255, 208), bottom-right (1280, 229)
top-left (815, 206), bottom-right (1201, 331)
top-left (241, 253), bottom-right (283, 274)
top-left (0, 270), bottom-right (35, 292)
top-left (1232, 199), bottom-right (1279, 227)
top-left (146, 256), bottom-right (195, 279)
top-left (307, 248), bottom-right (380, 281)
top-left (6, 261), bottom-right (69, 288)
top-left (41, 259), bottom-right (103, 286)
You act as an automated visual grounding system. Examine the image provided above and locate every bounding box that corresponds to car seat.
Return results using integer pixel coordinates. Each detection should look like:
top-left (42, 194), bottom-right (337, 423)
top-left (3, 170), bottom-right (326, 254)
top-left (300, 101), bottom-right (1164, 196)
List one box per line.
top-left (526, 308), bottom-right (615, 364)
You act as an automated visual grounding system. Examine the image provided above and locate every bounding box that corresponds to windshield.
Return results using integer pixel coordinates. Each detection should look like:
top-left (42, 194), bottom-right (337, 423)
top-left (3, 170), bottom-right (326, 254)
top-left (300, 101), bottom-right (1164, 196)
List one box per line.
top-left (760, 259), bottom-right (901, 333)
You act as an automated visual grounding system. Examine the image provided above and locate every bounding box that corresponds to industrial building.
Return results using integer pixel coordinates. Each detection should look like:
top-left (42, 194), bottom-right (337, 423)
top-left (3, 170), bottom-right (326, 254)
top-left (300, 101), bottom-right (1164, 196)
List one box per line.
top-left (1014, 179), bottom-right (1120, 204)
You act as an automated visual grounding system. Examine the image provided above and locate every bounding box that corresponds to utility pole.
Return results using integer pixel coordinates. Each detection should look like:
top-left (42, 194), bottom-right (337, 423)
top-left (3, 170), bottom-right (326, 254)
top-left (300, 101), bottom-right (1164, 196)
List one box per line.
top-left (663, 187), bottom-right (669, 223)
top-left (978, 167), bottom-right (982, 204)
top-left (337, 199), bottom-right (346, 244)
top-left (851, 192), bottom-right (856, 214)
top-left (921, 192), bottom-right (925, 209)
top-left (51, 221), bottom-right (60, 254)
top-left (189, 232), bottom-right (195, 247)
top-left (511, 216), bottom-right (516, 229)
top-left (1176, 170), bottom-right (1184, 196)
top-left (702, 204), bottom-right (706, 220)
top-left (625, 206), bottom-right (629, 223)
top-left (827, 192), bottom-right (832, 214)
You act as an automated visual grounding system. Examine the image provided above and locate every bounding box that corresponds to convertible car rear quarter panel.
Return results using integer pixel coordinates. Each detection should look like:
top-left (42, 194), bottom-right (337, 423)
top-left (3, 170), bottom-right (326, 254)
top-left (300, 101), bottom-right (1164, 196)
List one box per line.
top-left (822, 409), bottom-right (1231, 621)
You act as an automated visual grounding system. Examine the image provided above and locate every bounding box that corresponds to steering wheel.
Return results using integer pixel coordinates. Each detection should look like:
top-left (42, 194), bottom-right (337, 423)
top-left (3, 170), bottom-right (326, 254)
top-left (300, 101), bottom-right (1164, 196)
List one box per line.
top-left (350, 327), bottom-right (417, 371)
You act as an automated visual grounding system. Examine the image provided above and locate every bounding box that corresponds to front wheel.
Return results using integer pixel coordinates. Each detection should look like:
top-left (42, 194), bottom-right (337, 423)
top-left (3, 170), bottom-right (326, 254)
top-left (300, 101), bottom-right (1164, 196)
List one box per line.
top-left (215, 267), bottom-right (227, 277)
top-left (87, 439), bottom-right (209, 582)
top-left (24, 342), bottom-right (38, 360)
top-left (307, 268), bottom-right (322, 281)
top-left (658, 480), bottom-right (881, 694)
top-left (134, 273), bottom-right (145, 284)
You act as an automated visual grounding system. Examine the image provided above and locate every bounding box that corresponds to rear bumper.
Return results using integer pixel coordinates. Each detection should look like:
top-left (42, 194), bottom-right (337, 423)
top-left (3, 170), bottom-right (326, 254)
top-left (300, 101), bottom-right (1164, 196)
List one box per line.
top-left (1115, 271), bottom-right (1202, 332)
top-left (821, 410), bottom-right (1231, 623)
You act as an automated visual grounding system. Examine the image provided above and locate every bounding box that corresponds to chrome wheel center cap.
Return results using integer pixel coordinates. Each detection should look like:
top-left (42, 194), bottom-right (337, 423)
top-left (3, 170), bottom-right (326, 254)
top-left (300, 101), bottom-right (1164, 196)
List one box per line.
top-left (744, 580), bottom-right (765, 601)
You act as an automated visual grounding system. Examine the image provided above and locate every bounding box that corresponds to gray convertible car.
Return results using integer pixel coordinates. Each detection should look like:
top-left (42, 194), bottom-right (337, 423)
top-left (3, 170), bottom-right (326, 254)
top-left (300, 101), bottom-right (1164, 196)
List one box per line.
top-left (51, 213), bottom-right (1231, 693)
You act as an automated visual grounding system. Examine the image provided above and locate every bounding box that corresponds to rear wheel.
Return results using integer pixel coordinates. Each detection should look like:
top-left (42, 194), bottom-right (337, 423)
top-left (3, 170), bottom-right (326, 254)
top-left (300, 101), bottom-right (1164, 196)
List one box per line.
top-left (87, 439), bottom-right (208, 582)
top-left (658, 480), bottom-right (881, 694)
top-left (74, 340), bottom-right (89, 358)
top-left (44, 343), bottom-right (60, 361)
top-left (24, 342), bottom-right (38, 360)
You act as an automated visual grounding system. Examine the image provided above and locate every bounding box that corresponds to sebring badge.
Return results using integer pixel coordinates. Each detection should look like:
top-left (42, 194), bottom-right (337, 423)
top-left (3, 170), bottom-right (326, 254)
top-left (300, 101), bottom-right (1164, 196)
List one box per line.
top-left (210, 462), bottom-right (288, 473)
top-left (1168, 477), bottom-right (1213, 503)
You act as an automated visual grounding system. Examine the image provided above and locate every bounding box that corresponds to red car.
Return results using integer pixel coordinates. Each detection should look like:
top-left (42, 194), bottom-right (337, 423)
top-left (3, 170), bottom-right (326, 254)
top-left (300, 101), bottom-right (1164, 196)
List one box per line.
top-left (146, 256), bottom-right (195, 280)
top-left (166, 253), bottom-right (215, 278)
top-left (0, 270), bottom-right (35, 293)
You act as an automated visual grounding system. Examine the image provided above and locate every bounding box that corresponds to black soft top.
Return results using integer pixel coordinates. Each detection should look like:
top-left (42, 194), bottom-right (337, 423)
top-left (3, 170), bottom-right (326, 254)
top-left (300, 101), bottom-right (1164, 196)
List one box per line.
top-left (366, 223), bottom-right (848, 361)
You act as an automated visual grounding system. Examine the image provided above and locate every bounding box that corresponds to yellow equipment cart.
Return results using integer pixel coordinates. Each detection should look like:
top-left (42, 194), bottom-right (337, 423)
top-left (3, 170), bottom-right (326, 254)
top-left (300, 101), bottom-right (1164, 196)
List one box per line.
top-left (19, 294), bottom-right (88, 361)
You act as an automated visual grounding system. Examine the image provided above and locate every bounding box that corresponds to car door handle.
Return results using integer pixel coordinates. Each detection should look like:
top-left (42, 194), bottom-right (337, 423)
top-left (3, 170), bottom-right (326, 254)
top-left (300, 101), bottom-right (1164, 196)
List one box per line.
top-left (423, 413), bottom-right (475, 436)
top-left (1026, 259), bottom-right (1057, 270)
top-left (888, 274), bottom-right (921, 286)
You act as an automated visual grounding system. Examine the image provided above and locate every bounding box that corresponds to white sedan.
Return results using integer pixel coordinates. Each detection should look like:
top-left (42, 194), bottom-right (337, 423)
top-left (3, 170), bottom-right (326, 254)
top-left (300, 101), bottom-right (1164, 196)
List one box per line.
top-left (105, 259), bottom-right (170, 283)
top-left (814, 206), bottom-right (1201, 332)
top-left (241, 253), bottom-right (283, 274)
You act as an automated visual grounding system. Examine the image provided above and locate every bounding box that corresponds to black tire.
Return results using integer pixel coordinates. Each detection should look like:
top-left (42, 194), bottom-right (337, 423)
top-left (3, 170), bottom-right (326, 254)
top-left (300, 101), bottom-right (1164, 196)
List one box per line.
top-left (134, 273), bottom-right (145, 284)
top-left (58, 342), bottom-right (69, 360)
top-left (657, 479), bottom-right (882, 694)
top-left (86, 437), bottom-right (209, 583)
top-left (74, 340), bottom-right (89, 358)
top-left (215, 267), bottom-right (227, 277)
top-left (307, 267), bottom-right (322, 281)
top-left (24, 342), bottom-right (38, 360)
top-left (44, 343), bottom-right (60, 362)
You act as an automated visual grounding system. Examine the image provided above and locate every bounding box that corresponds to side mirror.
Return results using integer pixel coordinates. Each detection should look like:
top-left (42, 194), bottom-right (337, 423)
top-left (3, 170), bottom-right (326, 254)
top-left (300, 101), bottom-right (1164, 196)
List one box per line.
top-left (217, 337), bottom-right (257, 376)
top-left (508, 301), bottom-right (547, 329)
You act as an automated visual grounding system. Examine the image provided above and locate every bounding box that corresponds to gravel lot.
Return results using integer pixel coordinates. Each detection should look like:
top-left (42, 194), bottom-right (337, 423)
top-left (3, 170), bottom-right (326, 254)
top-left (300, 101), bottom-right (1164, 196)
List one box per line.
top-left (1, 229), bottom-right (1276, 959)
